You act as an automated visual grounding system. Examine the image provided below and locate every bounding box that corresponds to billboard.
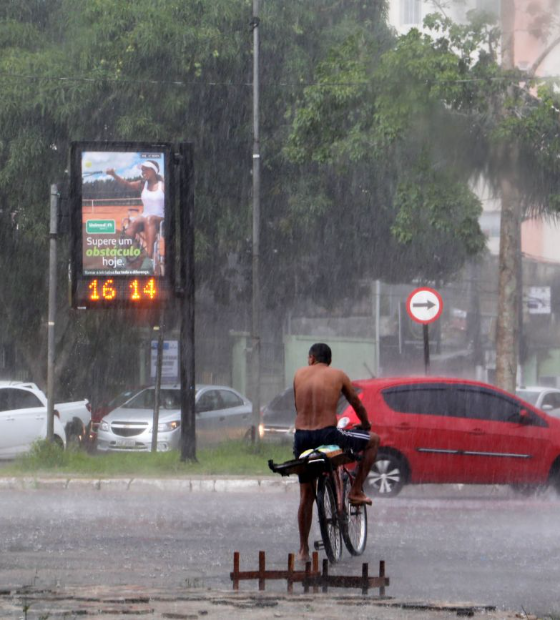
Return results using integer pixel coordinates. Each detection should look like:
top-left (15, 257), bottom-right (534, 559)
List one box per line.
top-left (70, 142), bottom-right (175, 308)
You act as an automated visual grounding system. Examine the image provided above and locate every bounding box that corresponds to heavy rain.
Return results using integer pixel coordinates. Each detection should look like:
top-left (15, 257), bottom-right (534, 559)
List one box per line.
top-left (1, 0), bottom-right (560, 618)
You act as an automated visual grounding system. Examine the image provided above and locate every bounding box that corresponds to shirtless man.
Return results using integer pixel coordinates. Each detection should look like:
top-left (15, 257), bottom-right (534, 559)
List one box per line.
top-left (293, 342), bottom-right (380, 562)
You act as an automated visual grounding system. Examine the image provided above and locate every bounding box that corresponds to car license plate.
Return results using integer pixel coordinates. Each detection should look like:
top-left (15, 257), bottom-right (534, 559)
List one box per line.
top-left (116, 439), bottom-right (136, 448)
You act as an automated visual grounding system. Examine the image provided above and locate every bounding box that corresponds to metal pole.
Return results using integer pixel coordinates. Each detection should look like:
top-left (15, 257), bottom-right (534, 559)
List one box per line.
top-left (375, 280), bottom-right (381, 376)
top-left (151, 317), bottom-right (164, 453)
top-left (46, 184), bottom-right (58, 442)
top-left (251, 0), bottom-right (261, 443)
top-left (179, 143), bottom-right (196, 462)
top-left (423, 324), bottom-right (430, 375)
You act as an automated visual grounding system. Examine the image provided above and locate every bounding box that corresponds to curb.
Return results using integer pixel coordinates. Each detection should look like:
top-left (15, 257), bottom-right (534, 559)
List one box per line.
top-left (0, 475), bottom-right (299, 493)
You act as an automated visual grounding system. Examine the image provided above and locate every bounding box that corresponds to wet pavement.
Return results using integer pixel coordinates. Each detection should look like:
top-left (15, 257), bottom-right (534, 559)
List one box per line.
top-left (1, 477), bottom-right (557, 619)
top-left (0, 585), bottom-right (525, 620)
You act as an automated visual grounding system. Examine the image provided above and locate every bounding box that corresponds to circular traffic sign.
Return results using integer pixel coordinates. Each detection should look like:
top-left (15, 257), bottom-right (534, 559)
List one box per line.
top-left (406, 287), bottom-right (443, 324)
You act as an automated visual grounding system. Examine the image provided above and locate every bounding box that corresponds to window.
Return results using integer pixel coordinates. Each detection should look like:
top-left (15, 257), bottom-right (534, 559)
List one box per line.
top-left (382, 384), bottom-right (453, 417)
top-left (161, 389), bottom-right (181, 409)
top-left (541, 393), bottom-right (560, 410)
top-left (454, 386), bottom-right (546, 426)
top-left (196, 390), bottom-right (222, 413)
top-left (401, 0), bottom-right (421, 25)
top-left (219, 390), bottom-right (243, 409)
top-left (0, 388), bottom-right (43, 411)
top-left (0, 390), bottom-right (10, 412)
top-left (123, 389), bottom-right (154, 409)
top-left (10, 389), bottom-right (43, 409)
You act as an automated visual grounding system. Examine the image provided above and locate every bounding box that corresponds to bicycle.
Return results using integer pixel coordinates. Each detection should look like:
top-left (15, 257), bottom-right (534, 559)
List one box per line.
top-left (269, 432), bottom-right (368, 563)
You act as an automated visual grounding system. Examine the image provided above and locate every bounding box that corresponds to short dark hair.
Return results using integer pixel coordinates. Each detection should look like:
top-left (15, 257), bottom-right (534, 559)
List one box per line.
top-left (309, 343), bottom-right (332, 365)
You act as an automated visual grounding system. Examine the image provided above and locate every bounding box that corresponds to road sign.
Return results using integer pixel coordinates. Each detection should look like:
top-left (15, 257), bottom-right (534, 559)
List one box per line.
top-left (406, 287), bottom-right (443, 325)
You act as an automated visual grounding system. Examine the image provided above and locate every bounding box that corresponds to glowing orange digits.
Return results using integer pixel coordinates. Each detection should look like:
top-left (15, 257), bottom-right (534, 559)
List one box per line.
top-left (88, 280), bottom-right (100, 300)
top-left (143, 278), bottom-right (157, 299)
top-left (102, 280), bottom-right (116, 300)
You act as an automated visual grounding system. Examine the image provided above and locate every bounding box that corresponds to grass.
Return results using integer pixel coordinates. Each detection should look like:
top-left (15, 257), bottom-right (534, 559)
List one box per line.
top-left (1, 439), bottom-right (294, 477)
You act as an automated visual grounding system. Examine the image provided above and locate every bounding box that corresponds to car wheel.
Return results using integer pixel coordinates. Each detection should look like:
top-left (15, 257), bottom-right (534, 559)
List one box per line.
top-left (53, 435), bottom-right (65, 450)
top-left (366, 451), bottom-right (406, 498)
top-left (548, 459), bottom-right (560, 495)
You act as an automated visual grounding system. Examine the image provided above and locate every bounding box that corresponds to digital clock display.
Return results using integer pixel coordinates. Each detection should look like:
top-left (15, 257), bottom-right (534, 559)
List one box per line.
top-left (73, 277), bottom-right (172, 309)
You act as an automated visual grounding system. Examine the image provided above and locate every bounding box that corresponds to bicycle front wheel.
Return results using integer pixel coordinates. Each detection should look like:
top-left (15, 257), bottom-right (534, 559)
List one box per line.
top-left (341, 473), bottom-right (368, 556)
top-left (316, 475), bottom-right (342, 563)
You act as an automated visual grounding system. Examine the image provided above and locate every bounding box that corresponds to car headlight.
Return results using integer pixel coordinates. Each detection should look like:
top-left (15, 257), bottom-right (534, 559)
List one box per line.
top-left (158, 420), bottom-right (180, 432)
top-left (99, 420), bottom-right (110, 432)
top-left (337, 416), bottom-right (350, 429)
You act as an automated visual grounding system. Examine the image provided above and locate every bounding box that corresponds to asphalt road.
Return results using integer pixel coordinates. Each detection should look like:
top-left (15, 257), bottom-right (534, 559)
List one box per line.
top-left (1, 482), bottom-right (559, 617)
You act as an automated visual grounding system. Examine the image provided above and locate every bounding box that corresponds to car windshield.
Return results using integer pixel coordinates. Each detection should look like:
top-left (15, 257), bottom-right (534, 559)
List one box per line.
top-left (122, 388), bottom-right (185, 409)
top-left (516, 390), bottom-right (539, 405)
top-left (337, 387), bottom-right (362, 415)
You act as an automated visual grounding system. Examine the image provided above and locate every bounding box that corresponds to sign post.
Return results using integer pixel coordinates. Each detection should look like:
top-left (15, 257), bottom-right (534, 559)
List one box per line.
top-left (406, 287), bottom-right (443, 375)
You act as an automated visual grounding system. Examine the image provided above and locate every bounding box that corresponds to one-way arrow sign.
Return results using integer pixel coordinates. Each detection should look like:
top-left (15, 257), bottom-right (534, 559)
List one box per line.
top-left (406, 288), bottom-right (443, 324)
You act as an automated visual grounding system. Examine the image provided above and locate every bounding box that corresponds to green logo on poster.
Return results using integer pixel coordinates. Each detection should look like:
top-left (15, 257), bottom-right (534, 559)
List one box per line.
top-left (86, 220), bottom-right (116, 234)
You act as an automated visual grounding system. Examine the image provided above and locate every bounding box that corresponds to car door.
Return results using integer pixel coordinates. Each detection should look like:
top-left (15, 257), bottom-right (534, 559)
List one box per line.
top-left (453, 385), bottom-right (552, 484)
top-left (380, 383), bottom-right (467, 483)
top-left (215, 388), bottom-right (251, 440)
top-left (195, 389), bottom-right (226, 445)
top-left (0, 388), bottom-right (46, 458)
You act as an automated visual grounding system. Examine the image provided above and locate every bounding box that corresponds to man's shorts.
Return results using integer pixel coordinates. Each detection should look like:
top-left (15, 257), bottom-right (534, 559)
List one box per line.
top-left (293, 426), bottom-right (370, 483)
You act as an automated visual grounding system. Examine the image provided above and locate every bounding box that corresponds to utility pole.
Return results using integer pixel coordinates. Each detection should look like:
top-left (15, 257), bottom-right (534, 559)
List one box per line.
top-left (250, 0), bottom-right (261, 443)
top-left (46, 184), bottom-right (58, 441)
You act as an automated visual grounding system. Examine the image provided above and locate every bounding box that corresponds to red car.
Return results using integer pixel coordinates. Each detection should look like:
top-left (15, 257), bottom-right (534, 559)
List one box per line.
top-left (337, 377), bottom-right (560, 497)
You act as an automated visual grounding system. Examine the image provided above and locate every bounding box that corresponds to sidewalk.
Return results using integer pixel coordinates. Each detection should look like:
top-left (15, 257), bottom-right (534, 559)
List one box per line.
top-left (0, 585), bottom-right (525, 620)
top-left (0, 474), bottom-right (298, 493)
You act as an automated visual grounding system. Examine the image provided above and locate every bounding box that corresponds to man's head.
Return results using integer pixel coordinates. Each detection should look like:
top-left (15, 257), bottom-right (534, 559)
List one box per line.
top-left (308, 342), bottom-right (332, 366)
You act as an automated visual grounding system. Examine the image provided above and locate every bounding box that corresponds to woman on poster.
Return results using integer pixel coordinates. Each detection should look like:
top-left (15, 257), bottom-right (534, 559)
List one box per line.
top-left (106, 160), bottom-right (164, 272)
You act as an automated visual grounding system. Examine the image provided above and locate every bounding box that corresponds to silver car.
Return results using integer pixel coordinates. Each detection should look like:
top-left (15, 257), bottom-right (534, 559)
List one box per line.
top-left (516, 386), bottom-right (560, 419)
top-left (96, 384), bottom-right (252, 452)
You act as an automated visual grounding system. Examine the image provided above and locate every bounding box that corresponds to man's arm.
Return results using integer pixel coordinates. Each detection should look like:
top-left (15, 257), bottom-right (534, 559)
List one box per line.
top-left (341, 377), bottom-right (371, 430)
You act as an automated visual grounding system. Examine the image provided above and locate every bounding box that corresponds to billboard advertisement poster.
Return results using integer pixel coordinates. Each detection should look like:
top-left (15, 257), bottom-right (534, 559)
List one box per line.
top-left (150, 340), bottom-right (179, 382)
top-left (81, 150), bottom-right (167, 277)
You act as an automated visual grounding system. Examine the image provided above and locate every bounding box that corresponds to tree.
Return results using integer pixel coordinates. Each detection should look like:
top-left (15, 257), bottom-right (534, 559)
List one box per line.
top-left (286, 7), bottom-right (560, 389)
top-left (0, 0), bottom-right (403, 392)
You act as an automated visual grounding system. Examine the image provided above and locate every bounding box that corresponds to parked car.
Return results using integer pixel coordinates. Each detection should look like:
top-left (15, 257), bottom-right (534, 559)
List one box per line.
top-left (87, 387), bottom-right (145, 448)
top-left (259, 387), bottom-right (296, 443)
top-left (96, 384), bottom-right (252, 452)
top-left (258, 387), bottom-right (353, 443)
top-left (0, 381), bottom-right (89, 448)
top-left (516, 386), bottom-right (560, 419)
top-left (336, 376), bottom-right (560, 498)
top-left (0, 382), bottom-right (67, 458)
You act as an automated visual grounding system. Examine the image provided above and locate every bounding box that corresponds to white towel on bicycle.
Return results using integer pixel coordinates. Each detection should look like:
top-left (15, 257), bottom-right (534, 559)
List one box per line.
top-left (299, 445), bottom-right (342, 459)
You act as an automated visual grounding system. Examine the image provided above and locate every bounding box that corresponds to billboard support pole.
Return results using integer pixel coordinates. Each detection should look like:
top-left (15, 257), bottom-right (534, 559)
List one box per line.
top-left (151, 313), bottom-right (164, 453)
top-left (179, 144), bottom-right (196, 462)
top-left (47, 184), bottom-right (58, 442)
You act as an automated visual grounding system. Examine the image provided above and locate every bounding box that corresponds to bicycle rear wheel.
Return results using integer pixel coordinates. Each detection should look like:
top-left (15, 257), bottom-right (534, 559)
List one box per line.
top-left (316, 475), bottom-right (342, 563)
top-left (341, 473), bottom-right (368, 556)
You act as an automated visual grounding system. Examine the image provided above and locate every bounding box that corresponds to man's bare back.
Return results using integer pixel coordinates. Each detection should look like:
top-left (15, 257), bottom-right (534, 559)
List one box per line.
top-left (294, 364), bottom-right (353, 430)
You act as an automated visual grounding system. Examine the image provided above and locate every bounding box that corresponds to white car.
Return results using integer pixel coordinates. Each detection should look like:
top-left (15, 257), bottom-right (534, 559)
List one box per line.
top-left (96, 384), bottom-right (253, 452)
top-left (0, 383), bottom-right (67, 459)
top-left (516, 386), bottom-right (560, 419)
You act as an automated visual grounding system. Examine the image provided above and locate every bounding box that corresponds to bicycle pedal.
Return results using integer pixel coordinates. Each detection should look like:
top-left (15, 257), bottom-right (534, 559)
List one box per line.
top-left (314, 540), bottom-right (324, 550)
